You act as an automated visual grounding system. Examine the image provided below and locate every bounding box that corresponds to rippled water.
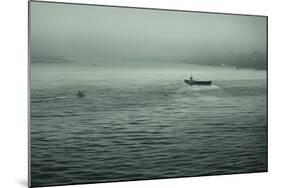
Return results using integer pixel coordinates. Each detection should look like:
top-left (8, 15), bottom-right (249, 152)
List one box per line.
top-left (30, 63), bottom-right (267, 187)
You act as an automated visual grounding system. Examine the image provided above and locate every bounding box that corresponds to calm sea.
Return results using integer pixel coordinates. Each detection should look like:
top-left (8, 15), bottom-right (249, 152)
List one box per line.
top-left (30, 63), bottom-right (267, 187)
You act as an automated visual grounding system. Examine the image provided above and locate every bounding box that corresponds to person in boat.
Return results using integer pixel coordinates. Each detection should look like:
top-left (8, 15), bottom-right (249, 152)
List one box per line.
top-left (189, 75), bottom-right (194, 84)
top-left (76, 91), bottom-right (85, 98)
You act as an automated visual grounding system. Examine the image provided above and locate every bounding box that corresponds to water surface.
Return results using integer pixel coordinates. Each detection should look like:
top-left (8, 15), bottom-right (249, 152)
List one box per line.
top-left (31, 63), bottom-right (267, 187)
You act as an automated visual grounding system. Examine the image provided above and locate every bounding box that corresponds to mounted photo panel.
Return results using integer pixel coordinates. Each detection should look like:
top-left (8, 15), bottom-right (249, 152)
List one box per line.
top-left (29, 1), bottom-right (268, 187)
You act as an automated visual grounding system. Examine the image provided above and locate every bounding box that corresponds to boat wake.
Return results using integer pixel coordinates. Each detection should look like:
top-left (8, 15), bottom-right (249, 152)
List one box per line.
top-left (187, 84), bottom-right (220, 91)
top-left (31, 96), bottom-right (72, 103)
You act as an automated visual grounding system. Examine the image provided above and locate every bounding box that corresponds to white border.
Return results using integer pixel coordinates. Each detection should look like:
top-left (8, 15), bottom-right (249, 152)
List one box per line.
top-left (1, 0), bottom-right (280, 188)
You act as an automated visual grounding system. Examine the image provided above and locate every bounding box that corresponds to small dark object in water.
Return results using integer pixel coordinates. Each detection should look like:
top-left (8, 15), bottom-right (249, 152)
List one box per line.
top-left (184, 75), bottom-right (212, 86)
top-left (76, 91), bottom-right (85, 98)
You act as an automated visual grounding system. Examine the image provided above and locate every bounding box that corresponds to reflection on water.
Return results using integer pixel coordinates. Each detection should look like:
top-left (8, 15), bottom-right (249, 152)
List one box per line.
top-left (31, 63), bottom-right (267, 187)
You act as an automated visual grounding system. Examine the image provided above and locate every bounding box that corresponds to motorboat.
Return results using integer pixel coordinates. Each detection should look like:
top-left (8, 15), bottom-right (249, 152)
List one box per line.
top-left (184, 76), bottom-right (212, 86)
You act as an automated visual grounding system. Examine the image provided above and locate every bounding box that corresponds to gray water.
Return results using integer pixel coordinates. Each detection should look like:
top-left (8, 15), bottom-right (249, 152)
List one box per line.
top-left (30, 63), bottom-right (267, 187)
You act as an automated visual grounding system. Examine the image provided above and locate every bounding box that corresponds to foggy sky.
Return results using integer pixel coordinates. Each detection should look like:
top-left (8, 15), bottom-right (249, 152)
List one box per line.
top-left (30, 1), bottom-right (267, 64)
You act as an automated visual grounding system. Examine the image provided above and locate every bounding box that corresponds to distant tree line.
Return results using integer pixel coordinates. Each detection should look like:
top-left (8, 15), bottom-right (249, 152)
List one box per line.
top-left (31, 56), bottom-right (72, 64)
top-left (180, 51), bottom-right (267, 70)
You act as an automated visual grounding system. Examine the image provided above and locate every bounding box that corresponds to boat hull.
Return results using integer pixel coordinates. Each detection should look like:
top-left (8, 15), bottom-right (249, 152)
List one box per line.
top-left (184, 79), bottom-right (212, 86)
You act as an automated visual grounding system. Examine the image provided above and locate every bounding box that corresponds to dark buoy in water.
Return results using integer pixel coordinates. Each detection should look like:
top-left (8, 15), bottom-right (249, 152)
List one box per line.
top-left (76, 91), bottom-right (85, 98)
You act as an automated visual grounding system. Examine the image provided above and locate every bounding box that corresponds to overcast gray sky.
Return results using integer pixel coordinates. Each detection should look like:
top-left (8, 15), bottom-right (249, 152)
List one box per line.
top-left (30, 1), bottom-right (267, 64)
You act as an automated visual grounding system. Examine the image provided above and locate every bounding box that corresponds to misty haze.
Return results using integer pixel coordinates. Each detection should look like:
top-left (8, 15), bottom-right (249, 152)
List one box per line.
top-left (30, 1), bottom-right (267, 187)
